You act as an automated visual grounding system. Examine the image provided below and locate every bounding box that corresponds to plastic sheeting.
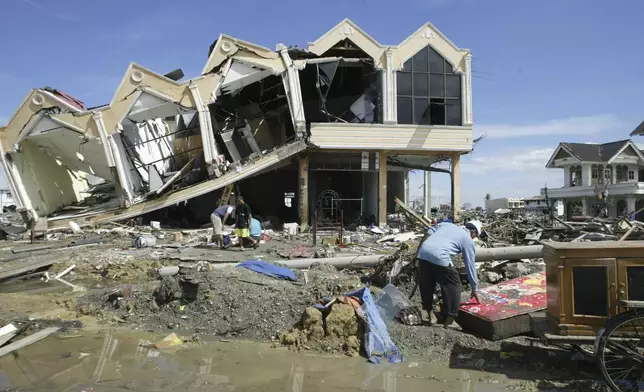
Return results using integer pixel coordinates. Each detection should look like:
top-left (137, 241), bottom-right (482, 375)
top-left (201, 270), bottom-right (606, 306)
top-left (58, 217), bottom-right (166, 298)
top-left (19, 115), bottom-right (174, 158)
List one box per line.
top-left (237, 260), bottom-right (297, 281)
top-left (346, 287), bottom-right (404, 364)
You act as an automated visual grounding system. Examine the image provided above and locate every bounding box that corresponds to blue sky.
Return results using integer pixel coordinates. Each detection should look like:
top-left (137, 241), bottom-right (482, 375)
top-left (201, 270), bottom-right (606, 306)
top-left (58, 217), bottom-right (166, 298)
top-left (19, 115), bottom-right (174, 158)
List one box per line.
top-left (1, 0), bottom-right (644, 207)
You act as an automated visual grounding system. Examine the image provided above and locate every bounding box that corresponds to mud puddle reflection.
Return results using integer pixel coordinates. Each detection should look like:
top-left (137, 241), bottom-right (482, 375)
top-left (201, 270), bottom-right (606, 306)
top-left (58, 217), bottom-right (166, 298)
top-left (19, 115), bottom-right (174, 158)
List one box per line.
top-left (0, 329), bottom-right (510, 391)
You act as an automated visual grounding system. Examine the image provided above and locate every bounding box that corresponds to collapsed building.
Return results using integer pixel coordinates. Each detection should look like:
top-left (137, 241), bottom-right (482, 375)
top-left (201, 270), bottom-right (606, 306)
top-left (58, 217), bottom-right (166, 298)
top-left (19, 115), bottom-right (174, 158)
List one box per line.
top-left (0, 19), bottom-right (474, 230)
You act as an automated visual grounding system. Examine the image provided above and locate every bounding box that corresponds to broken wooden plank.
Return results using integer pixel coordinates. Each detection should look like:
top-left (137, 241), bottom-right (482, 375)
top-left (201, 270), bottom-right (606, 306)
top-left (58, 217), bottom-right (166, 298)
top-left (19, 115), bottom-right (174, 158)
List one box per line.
top-left (0, 327), bottom-right (59, 358)
top-left (620, 225), bottom-right (638, 241)
top-left (0, 324), bottom-right (18, 347)
top-left (552, 216), bottom-right (574, 231)
top-left (394, 197), bottom-right (431, 229)
top-left (155, 157), bottom-right (196, 195)
top-left (0, 257), bottom-right (59, 282)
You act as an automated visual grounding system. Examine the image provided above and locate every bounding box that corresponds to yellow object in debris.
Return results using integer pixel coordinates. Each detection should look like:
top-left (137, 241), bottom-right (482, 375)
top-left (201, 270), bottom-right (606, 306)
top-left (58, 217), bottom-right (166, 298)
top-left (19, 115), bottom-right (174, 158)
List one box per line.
top-left (179, 305), bottom-right (185, 311)
top-left (322, 237), bottom-right (338, 245)
top-left (154, 333), bottom-right (183, 349)
top-left (219, 183), bottom-right (235, 207)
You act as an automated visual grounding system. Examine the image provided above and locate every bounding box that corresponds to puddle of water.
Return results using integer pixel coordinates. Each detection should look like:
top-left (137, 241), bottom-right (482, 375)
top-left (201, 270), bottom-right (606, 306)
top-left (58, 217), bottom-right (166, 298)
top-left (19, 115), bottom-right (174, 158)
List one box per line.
top-left (0, 277), bottom-right (71, 295)
top-left (0, 329), bottom-right (511, 392)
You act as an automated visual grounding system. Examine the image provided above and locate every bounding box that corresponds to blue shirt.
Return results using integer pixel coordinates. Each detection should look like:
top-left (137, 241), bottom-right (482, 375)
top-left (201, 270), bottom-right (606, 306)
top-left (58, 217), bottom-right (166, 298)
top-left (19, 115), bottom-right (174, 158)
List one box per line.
top-left (214, 205), bottom-right (234, 218)
top-left (418, 222), bottom-right (478, 291)
top-left (250, 218), bottom-right (261, 238)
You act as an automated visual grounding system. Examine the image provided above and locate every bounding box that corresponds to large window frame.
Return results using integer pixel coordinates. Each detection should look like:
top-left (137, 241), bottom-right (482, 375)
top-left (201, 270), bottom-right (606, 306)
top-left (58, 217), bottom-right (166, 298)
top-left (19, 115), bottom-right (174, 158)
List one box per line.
top-left (396, 46), bottom-right (462, 126)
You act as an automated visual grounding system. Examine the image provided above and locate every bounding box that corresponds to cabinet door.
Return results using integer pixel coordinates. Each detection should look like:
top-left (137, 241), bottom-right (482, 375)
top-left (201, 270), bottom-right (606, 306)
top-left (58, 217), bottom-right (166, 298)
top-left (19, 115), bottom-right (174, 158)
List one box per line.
top-left (564, 258), bottom-right (617, 325)
top-left (617, 259), bottom-right (644, 304)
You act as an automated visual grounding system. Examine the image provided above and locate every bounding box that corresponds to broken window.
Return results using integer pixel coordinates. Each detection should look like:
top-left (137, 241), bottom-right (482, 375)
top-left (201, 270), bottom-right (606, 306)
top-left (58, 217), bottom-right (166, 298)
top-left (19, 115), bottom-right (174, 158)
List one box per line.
top-left (210, 74), bottom-right (296, 164)
top-left (396, 46), bottom-right (462, 126)
top-left (299, 59), bottom-right (381, 124)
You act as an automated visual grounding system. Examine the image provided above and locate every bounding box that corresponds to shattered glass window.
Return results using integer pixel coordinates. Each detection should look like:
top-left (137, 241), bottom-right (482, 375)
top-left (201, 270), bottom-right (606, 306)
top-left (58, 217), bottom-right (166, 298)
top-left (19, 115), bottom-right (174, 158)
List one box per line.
top-left (396, 46), bottom-right (462, 126)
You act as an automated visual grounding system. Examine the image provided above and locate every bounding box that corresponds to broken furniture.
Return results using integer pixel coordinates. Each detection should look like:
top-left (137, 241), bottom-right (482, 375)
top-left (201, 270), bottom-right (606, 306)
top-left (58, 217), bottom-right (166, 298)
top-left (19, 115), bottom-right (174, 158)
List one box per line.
top-left (458, 272), bottom-right (546, 340)
top-left (542, 240), bottom-right (644, 336)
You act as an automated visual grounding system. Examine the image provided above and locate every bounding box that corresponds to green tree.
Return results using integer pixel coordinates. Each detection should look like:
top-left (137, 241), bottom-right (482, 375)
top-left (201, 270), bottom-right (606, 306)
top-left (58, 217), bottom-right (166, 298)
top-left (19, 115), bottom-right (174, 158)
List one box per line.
top-left (485, 193), bottom-right (491, 201)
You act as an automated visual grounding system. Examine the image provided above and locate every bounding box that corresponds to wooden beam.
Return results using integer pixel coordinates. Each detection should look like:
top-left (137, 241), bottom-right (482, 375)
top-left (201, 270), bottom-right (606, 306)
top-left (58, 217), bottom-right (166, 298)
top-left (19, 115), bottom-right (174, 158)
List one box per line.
top-left (394, 197), bottom-right (432, 229)
top-left (0, 257), bottom-right (59, 282)
top-left (0, 327), bottom-right (59, 358)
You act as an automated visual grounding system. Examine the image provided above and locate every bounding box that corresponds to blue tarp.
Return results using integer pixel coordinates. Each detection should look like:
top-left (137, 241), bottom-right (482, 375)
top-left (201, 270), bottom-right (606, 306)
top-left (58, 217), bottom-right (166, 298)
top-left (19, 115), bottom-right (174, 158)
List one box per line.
top-left (346, 287), bottom-right (404, 364)
top-left (237, 260), bottom-right (297, 281)
top-left (311, 290), bottom-right (403, 364)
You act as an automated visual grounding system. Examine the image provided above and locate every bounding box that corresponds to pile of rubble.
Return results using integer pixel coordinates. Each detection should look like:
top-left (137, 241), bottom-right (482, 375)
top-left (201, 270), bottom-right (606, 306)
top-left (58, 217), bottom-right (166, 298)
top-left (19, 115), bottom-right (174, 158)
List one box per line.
top-left (75, 262), bottom-right (365, 342)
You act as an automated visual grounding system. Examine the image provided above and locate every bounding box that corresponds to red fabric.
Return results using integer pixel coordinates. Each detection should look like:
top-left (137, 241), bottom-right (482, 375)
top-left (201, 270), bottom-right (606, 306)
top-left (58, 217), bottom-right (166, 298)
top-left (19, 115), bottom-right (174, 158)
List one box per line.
top-left (459, 272), bottom-right (546, 322)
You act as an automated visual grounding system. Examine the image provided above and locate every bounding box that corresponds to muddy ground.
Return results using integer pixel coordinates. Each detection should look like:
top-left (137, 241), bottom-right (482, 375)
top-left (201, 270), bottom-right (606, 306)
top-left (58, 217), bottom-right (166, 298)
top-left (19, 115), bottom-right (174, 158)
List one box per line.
top-left (0, 233), bottom-right (603, 391)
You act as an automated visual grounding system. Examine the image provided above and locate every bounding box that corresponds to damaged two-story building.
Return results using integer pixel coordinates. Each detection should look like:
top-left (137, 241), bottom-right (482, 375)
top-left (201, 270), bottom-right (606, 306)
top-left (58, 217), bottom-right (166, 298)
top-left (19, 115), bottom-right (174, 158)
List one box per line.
top-left (0, 19), bottom-right (474, 230)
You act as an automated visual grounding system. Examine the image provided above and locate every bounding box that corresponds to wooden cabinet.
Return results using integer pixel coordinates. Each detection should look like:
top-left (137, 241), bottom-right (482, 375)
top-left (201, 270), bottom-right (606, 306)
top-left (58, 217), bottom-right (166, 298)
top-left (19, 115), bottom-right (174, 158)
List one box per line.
top-left (543, 241), bottom-right (644, 336)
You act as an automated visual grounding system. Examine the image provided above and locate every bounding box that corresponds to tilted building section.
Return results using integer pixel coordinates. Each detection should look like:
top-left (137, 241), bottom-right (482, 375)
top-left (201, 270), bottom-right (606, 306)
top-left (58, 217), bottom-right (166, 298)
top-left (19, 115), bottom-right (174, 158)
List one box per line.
top-left (0, 19), bottom-right (474, 229)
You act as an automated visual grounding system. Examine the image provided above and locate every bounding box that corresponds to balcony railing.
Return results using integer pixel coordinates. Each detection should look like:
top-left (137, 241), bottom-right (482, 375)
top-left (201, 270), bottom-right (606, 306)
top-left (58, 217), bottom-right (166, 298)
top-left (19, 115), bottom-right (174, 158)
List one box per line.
top-left (548, 182), bottom-right (644, 198)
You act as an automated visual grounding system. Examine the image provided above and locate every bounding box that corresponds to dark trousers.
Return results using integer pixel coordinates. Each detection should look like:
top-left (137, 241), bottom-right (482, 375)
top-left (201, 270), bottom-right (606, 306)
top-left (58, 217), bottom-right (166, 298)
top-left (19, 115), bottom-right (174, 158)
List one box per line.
top-left (418, 259), bottom-right (462, 318)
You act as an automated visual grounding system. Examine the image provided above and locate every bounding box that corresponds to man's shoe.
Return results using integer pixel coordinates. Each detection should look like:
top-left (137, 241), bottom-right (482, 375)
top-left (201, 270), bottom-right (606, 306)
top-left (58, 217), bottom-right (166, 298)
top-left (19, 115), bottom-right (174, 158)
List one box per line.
top-left (443, 315), bottom-right (456, 329)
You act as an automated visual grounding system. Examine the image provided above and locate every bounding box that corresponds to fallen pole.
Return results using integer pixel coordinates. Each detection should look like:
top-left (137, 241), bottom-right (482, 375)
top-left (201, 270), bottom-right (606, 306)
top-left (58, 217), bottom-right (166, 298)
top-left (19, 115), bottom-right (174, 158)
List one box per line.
top-left (11, 245), bottom-right (55, 254)
top-left (476, 245), bottom-right (544, 261)
top-left (211, 245), bottom-right (546, 270)
top-left (211, 255), bottom-right (383, 270)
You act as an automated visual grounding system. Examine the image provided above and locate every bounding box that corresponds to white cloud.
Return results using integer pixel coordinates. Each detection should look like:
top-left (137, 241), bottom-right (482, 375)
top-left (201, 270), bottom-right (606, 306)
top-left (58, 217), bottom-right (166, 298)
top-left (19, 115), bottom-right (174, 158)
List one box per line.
top-left (476, 114), bottom-right (628, 138)
top-left (461, 148), bottom-right (555, 174)
top-left (462, 148), bottom-right (563, 205)
top-left (408, 147), bottom-right (564, 207)
top-left (18, 0), bottom-right (75, 21)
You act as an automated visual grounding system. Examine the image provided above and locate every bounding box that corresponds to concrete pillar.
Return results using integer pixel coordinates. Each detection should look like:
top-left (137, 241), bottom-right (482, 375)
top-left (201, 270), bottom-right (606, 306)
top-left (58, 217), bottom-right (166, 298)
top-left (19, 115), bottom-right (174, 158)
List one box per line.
top-left (581, 198), bottom-right (588, 215)
top-left (386, 171), bottom-right (405, 213)
top-left (404, 170), bottom-right (410, 205)
top-left (298, 155), bottom-right (309, 230)
top-left (378, 151), bottom-right (387, 226)
top-left (613, 166), bottom-right (618, 184)
top-left (582, 164), bottom-right (592, 186)
top-left (423, 170), bottom-right (431, 217)
top-left (384, 49), bottom-right (397, 124)
top-left (452, 154), bottom-right (462, 221)
top-left (627, 197), bottom-right (637, 214)
top-left (561, 200), bottom-right (567, 219)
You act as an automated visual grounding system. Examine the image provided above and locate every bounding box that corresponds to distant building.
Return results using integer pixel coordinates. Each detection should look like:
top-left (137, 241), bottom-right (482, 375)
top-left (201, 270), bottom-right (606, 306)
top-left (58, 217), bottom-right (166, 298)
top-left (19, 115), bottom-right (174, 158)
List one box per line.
top-left (484, 197), bottom-right (524, 213)
top-left (524, 196), bottom-right (547, 213)
top-left (545, 139), bottom-right (644, 219)
top-left (485, 196), bottom-right (562, 215)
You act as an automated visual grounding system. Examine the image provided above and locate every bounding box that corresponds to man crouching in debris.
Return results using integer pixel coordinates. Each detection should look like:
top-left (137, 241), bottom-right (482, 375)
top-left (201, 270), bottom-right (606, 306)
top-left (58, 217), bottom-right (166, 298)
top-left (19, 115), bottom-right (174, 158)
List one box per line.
top-left (415, 220), bottom-right (482, 328)
top-left (211, 204), bottom-right (234, 249)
